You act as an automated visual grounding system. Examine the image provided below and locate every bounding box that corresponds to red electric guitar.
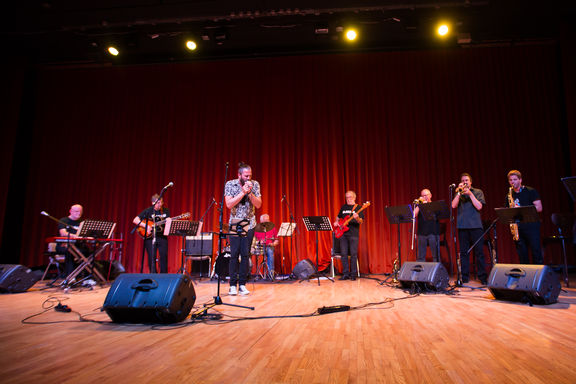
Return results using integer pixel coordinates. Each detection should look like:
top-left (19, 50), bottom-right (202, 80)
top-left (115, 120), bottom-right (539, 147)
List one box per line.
top-left (334, 202), bottom-right (371, 238)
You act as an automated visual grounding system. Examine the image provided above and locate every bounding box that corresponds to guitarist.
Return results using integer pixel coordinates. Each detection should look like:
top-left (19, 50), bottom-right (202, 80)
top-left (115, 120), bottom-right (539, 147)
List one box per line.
top-left (133, 194), bottom-right (170, 273)
top-left (333, 191), bottom-right (364, 281)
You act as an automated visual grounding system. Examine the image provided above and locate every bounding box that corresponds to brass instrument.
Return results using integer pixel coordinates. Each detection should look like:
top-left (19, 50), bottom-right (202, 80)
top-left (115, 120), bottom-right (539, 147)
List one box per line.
top-left (456, 183), bottom-right (469, 195)
top-left (392, 258), bottom-right (400, 283)
top-left (507, 187), bottom-right (520, 241)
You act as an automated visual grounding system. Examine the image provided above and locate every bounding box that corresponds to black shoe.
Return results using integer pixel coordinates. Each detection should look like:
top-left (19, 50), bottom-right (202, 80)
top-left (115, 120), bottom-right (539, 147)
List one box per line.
top-left (480, 280), bottom-right (488, 286)
top-left (339, 275), bottom-right (349, 280)
top-left (350, 276), bottom-right (357, 281)
top-left (462, 277), bottom-right (470, 283)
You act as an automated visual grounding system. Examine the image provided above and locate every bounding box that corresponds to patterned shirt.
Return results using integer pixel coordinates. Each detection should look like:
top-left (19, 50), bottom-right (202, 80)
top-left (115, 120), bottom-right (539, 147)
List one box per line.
top-left (225, 178), bottom-right (261, 230)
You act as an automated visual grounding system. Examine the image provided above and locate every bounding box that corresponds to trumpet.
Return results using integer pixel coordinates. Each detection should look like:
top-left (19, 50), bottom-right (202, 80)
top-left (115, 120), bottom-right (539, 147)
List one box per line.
top-left (456, 183), bottom-right (469, 195)
top-left (413, 197), bottom-right (426, 205)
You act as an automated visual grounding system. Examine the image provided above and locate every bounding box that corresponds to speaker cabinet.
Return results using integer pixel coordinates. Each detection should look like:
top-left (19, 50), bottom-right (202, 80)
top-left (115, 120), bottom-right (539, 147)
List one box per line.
top-left (0, 264), bottom-right (40, 293)
top-left (487, 264), bottom-right (561, 305)
top-left (398, 261), bottom-right (449, 291)
top-left (103, 274), bottom-right (196, 323)
top-left (292, 259), bottom-right (316, 279)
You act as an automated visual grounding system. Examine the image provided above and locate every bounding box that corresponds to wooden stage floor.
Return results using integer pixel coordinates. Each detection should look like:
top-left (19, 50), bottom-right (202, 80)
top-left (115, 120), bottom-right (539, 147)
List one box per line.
top-left (1, 274), bottom-right (575, 384)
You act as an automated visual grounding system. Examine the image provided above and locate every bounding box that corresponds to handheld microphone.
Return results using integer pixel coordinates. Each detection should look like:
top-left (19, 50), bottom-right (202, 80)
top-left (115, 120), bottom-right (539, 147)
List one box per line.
top-left (163, 182), bottom-right (174, 190)
top-left (281, 194), bottom-right (286, 202)
top-left (41, 211), bottom-right (49, 216)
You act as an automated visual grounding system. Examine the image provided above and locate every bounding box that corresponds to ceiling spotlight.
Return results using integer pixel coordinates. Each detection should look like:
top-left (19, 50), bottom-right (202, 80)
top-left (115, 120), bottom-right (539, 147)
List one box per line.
top-left (107, 46), bottom-right (119, 56)
top-left (186, 40), bottom-right (197, 51)
top-left (436, 23), bottom-right (451, 38)
top-left (345, 28), bottom-right (358, 42)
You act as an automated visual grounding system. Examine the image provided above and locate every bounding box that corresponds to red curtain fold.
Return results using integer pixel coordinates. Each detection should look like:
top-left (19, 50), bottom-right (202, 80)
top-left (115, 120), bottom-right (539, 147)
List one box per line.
top-left (17, 44), bottom-right (573, 274)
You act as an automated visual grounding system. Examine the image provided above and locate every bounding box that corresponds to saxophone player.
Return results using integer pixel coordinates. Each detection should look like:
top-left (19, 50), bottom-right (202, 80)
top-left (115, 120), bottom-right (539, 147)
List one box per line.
top-left (506, 170), bottom-right (543, 264)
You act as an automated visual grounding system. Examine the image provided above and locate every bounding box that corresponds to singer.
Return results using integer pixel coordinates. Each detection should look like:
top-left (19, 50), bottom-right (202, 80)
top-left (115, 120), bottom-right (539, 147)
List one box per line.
top-left (132, 194), bottom-right (170, 273)
top-left (451, 173), bottom-right (487, 285)
top-left (224, 162), bottom-right (262, 295)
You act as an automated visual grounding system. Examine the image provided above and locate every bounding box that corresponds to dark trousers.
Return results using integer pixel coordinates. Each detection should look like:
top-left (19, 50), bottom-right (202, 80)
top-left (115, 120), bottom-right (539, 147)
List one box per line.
top-left (144, 237), bottom-right (168, 273)
top-left (339, 234), bottom-right (359, 277)
top-left (229, 228), bottom-right (255, 286)
top-left (516, 223), bottom-right (543, 264)
top-left (417, 234), bottom-right (439, 262)
top-left (458, 228), bottom-right (487, 282)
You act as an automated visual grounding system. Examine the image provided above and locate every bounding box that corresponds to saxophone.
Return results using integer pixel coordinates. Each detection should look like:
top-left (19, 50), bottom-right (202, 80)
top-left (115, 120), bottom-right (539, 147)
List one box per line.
top-left (508, 187), bottom-right (520, 241)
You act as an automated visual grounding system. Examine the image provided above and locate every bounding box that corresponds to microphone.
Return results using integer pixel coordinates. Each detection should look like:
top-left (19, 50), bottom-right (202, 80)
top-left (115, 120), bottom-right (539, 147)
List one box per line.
top-left (449, 184), bottom-right (456, 189)
top-left (40, 211), bottom-right (49, 216)
top-left (212, 197), bottom-right (217, 204)
top-left (281, 194), bottom-right (286, 202)
top-left (163, 182), bottom-right (174, 190)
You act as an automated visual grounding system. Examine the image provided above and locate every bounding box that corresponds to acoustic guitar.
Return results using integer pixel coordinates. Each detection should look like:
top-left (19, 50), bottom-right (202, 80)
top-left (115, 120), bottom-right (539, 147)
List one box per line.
top-left (137, 212), bottom-right (190, 239)
top-left (334, 202), bottom-right (371, 238)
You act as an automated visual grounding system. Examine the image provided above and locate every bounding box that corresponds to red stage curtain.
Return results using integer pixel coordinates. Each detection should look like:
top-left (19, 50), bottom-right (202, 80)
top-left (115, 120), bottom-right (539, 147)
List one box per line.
top-left (17, 44), bottom-right (573, 274)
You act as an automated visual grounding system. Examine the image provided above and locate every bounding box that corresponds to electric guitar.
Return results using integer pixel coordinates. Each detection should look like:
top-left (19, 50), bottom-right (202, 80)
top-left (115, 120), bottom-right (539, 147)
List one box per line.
top-left (137, 212), bottom-right (190, 239)
top-left (334, 202), bottom-right (371, 238)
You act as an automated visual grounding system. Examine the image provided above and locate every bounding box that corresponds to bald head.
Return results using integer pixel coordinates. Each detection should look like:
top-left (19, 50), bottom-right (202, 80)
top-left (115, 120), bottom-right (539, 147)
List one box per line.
top-left (69, 204), bottom-right (83, 220)
top-left (260, 214), bottom-right (270, 222)
top-left (420, 189), bottom-right (432, 203)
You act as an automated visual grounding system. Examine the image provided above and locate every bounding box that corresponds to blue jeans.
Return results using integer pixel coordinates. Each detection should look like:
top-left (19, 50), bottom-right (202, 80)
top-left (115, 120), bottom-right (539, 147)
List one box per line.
top-left (264, 246), bottom-right (275, 273)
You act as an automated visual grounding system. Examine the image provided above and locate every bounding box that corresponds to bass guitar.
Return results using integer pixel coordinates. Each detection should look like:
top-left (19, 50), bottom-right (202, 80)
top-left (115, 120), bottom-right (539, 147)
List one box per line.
top-left (137, 212), bottom-right (190, 239)
top-left (334, 202), bottom-right (371, 238)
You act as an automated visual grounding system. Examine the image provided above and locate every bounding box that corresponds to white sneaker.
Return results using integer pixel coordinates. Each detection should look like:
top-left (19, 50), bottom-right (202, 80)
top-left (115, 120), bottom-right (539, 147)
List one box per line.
top-left (238, 285), bottom-right (250, 295)
top-left (228, 286), bottom-right (237, 296)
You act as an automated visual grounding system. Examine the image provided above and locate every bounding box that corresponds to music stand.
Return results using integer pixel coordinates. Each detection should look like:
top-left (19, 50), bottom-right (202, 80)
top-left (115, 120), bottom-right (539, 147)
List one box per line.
top-left (63, 220), bottom-right (117, 287)
top-left (417, 201), bottom-right (451, 271)
top-left (494, 206), bottom-right (540, 225)
top-left (561, 176), bottom-right (576, 201)
top-left (302, 216), bottom-right (333, 285)
top-left (164, 220), bottom-right (200, 275)
top-left (384, 205), bottom-right (413, 281)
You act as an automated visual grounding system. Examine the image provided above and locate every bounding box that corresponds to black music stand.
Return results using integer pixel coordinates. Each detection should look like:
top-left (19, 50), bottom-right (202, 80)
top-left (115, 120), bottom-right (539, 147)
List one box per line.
top-left (385, 205), bottom-right (413, 281)
top-left (63, 220), bottom-right (117, 287)
top-left (302, 216), bottom-right (333, 285)
top-left (562, 176), bottom-right (576, 201)
top-left (165, 220), bottom-right (200, 275)
top-left (418, 201), bottom-right (451, 269)
top-left (495, 206), bottom-right (540, 226)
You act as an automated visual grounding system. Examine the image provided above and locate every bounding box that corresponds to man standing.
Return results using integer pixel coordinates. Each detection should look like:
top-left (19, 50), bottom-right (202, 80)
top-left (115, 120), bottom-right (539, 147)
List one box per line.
top-left (414, 189), bottom-right (440, 262)
top-left (506, 170), bottom-right (543, 264)
top-left (333, 190), bottom-right (364, 281)
top-left (451, 173), bottom-right (487, 284)
top-left (57, 204), bottom-right (84, 277)
top-left (133, 194), bottom-right (170, 273)
top-left (225, 162), bottom-right (262, 295)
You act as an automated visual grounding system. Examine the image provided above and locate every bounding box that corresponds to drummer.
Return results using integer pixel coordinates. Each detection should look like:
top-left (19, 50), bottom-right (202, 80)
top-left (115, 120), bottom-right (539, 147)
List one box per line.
top-left (254, 214), bottom-right (279, 279)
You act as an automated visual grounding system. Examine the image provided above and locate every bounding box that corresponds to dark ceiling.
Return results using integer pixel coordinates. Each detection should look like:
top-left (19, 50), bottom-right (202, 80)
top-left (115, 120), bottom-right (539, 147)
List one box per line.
top-left (3, 1), bottom-right (575, 65)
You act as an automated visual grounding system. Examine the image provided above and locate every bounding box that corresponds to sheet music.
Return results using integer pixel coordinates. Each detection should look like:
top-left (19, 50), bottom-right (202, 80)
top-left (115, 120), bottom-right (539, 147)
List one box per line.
top-left (277, 222), bottom-right (296, 237)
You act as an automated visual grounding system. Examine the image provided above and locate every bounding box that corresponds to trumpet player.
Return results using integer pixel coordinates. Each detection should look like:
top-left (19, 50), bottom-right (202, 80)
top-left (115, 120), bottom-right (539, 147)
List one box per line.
top-left (506, 170), bottom-right (543, 264)
top-left (414, 189), bottom-right (440, 262)
top-left (451, 173), bottom-right (488, 285)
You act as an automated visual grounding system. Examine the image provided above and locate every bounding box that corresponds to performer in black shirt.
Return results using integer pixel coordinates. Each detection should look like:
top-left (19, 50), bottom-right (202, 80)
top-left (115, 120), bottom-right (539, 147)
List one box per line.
top-left (414, 189), bottom-right (440, 262)
top-left (57, 204), bottom-right (84, 277)
top-left (133, 194), bottom-right (170, 273)
top-left (506, 170), bottom-right (543, 264)
top-left (333, 191), bottom-right (364, 281)
top-left (451, 173), bottom-right (487, 284)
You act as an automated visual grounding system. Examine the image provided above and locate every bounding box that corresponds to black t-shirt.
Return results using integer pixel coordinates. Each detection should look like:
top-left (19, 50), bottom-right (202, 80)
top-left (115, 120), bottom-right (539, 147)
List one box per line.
top-left (137, 207), bottom-right (171, 238)
top-left (58, 217), bottom-right (82, 235)
top-left (337, 204), bottom-right (365, 237)
top-left (504, 186), bottom-right (540, 208)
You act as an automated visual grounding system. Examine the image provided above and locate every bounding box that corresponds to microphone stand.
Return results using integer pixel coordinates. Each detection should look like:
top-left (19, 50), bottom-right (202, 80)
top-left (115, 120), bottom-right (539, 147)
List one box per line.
top-left (195, 162), bottom-right (254, 318)
top-left (282, 194), bottom-right (298, 277)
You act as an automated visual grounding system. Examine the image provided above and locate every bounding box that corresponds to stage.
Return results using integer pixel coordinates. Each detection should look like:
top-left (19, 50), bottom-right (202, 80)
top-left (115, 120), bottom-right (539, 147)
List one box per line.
top-left (1, 274), bottom-right (575, 384)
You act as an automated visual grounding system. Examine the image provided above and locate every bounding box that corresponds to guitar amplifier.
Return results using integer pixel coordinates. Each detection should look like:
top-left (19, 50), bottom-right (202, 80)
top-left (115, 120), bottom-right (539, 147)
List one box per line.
top-left (103, 274), bottom-right (196, 323)
top-left (487, 264), bottom-right (561, 305)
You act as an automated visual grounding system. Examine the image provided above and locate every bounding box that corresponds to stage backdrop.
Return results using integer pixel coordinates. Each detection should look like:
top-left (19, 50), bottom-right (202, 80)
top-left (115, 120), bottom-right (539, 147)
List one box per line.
top-left (16, 43), bottom-right (574, 275)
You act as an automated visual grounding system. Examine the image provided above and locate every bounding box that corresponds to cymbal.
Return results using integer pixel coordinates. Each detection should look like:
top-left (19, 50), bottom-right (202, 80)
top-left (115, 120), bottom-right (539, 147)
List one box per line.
top-left (254, 222), bottom-right (275, 232)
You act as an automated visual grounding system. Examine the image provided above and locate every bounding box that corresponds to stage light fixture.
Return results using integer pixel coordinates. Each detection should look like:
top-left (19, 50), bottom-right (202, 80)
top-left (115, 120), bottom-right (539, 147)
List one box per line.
top-left (185, 40), bottom-right (197, 51)
top-left (344, 28), bottom-right (358, 42)
top-left (436, 23), bottom-right (451, 38)
top-left (107, 46), bottom-right (119, 56)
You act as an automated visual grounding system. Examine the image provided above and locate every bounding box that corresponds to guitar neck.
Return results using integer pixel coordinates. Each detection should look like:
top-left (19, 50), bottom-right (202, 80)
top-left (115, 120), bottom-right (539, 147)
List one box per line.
top-left (341, 204), bottom-right (370, 226)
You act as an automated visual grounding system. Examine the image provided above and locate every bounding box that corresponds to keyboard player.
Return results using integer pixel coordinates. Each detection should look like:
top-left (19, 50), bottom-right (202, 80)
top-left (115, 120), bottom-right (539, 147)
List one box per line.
top-left (57, 204), bottom-right (84, 277)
